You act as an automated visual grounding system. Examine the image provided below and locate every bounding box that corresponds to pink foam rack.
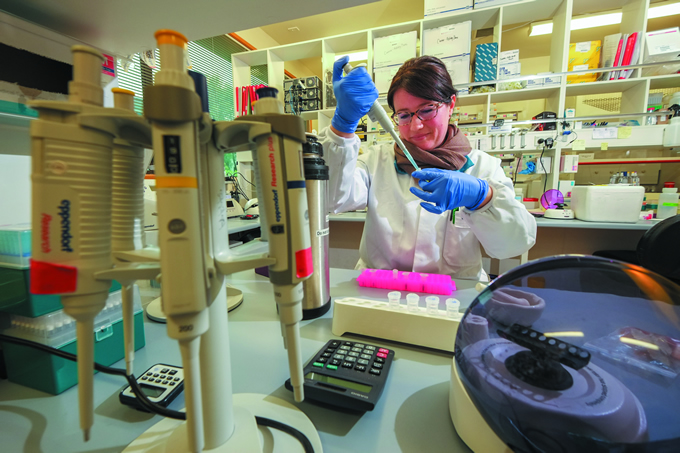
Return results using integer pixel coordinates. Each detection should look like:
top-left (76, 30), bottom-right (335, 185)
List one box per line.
top-left (356, 269), bottom-right (456, 295)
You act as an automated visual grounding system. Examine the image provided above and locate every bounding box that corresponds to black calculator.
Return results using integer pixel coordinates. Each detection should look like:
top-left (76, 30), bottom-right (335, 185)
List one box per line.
top-left (119, 363), bottom-right (184, 411)
top-left (285, 339), bottom-right (395, 412)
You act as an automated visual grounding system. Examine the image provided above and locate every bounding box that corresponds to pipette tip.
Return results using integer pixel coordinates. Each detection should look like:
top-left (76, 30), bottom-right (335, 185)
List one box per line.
top-left (293, 386), bottom-right (304, 403)
top-left (83, 428), bottom-right (91, 442)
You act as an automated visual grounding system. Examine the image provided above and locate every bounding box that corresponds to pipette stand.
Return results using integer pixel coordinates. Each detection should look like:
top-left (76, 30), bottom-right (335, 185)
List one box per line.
top-left (123, 107), bottom-right (322, 451)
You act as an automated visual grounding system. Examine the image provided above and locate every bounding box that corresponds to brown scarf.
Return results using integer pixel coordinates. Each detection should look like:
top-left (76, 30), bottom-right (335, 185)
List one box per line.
top-left (394, 124), bottom-right (471, 175)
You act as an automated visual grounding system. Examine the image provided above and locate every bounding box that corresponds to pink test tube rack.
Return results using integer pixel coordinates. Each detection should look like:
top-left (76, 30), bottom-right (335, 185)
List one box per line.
top-left (356, 268), bottom-right (456, 295)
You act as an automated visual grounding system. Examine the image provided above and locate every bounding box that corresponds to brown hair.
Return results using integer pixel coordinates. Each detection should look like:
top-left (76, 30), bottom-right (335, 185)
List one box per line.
top-left (387, 56), bottom-right (458, 112)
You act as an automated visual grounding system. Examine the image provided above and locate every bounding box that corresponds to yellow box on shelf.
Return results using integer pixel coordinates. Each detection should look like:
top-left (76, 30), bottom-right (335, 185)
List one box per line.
top-left (567, 41), bottom-right (602, 84)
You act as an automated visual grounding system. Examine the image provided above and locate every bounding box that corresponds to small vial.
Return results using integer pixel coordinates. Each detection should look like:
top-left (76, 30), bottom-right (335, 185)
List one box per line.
top-left (387, 291), bottom-right (401, 309)
top-left (446, 298), bottom-right (461, 319)
top-left (406, 293), bottom-right (420, 313)
top-left (426, 296), bottom-right (439, 315)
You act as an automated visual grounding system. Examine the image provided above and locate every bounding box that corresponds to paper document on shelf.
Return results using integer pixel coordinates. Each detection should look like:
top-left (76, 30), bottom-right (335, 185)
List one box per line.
top-left (617, 127), bottom-right (632, 139)
top-left (592, 128), bottom-right (617, 139)
top-left (572, 140), bottom-right (586, 150)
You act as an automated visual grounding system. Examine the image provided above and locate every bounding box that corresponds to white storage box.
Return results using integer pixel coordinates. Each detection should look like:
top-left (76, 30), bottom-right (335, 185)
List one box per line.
top-left (422, 21), bottom-right (471, 59)
top-left (424, 0), bottom-right (472, 17)
top-left (373, 31), bottom-right (417, 68)
top-left (374, 65), bottom-right (401, 94)
top-left (570, 185), bottom-right (645, 223)
top-left (442, 54), bottom-right (471, 86)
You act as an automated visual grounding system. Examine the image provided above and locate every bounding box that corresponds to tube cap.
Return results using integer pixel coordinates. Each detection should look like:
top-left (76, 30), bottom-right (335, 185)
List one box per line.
top-left (256, 86), bottom-right (278, 99)
top-left (188, 70), bottom-right (210, 113)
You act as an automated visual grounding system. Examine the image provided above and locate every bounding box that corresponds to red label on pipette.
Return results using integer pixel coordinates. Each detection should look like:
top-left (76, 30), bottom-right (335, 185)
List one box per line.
top-left (30, 259), bottom-right (77, 294)
top-left (295, 247), bottom-right (313, 279)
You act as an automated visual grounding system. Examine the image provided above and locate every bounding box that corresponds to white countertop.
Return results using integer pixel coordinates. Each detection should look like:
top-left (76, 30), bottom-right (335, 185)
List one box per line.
top-left (330, 211), bottom-right (658, 230)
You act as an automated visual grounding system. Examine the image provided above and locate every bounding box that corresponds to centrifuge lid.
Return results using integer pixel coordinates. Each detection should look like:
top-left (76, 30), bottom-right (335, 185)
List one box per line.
top-left (455, 255), bottom-right (680, 452)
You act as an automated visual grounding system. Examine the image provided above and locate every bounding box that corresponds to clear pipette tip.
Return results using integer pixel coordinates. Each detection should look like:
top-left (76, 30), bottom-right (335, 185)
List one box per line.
top-left (83, 428), bottom-right (90, 442)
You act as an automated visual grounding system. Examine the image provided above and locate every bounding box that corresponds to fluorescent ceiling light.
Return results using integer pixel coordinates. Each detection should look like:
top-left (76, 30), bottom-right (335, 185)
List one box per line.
top-left (571, 12), bottom-right (622, 30)
top-left (648, 2), bottom-right (680, 19)
top-left (334, 51), bottom-right (368, 62)
top-left (529, 2), bottom-right (680, 37)
top-left (529, 22), bottom-right (553, 36)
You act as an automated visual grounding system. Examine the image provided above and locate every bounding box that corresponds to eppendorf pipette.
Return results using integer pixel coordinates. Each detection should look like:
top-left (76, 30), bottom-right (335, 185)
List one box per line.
top-left (342, 62), bottom-right (420, 172)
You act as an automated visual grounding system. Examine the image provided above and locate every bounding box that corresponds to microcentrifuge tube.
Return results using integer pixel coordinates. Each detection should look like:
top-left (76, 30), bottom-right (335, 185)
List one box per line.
top-left (426, 296), bottom-right (439, 315)
top-left (387, 291), bottom-right (401, 309)
top-left (406, 293), bottom-right (419, 312)
top-left (446, 298), bottom-right (461, 319)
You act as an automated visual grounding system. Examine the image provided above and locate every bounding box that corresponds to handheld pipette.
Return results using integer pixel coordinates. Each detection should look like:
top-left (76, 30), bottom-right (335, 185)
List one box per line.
top-left (144, 29), bottom-right (209, 452)
top-left (249, 87), bottom-right (313, 403)
top-left (342, 62), bottom-right (420, 172)
top-left (29, 46), bottom-right (116, 442)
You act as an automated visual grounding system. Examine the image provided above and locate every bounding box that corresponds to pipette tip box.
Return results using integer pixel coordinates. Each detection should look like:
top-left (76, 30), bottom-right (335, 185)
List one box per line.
top-left (0, 224), bottom-right (31, 269)
top-left (0, 286), bottom-right (145, 395)
top-left (356, 268), bottom-right (456, 295)
top-left (0, 267), bottom-right (122, 318)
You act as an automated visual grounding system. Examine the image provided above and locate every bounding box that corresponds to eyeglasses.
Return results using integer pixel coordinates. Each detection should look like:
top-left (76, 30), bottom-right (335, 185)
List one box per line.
top-left (392, 102), bottom-right (444, 126)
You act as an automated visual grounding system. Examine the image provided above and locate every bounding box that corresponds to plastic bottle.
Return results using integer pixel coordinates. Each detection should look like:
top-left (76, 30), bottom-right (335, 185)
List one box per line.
top-left (609, 172), bottom-right (619, 185)
top-left (632, 172), bottom-right (640, 186)
top-left (618, 171), bottom-right (629, 185)
top-left (657, 182), bottom-right (679, 220)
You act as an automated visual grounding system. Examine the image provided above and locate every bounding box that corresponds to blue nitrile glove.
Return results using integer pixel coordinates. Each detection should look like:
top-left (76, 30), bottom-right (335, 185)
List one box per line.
top-left (331, 55), bottom-right (379, 134)
top-left (410, 168), bottom-right (490, 214)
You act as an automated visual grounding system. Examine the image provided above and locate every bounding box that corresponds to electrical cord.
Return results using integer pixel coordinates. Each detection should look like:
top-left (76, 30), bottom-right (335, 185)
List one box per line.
top-left (0, 333), bottom-right (316, 452)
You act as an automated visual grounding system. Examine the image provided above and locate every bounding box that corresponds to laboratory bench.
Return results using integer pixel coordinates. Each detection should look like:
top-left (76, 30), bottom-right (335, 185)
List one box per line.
top-left (0, 268), bottom-right (479, 453)
top-left (329, 212), bottom-right (656, 271)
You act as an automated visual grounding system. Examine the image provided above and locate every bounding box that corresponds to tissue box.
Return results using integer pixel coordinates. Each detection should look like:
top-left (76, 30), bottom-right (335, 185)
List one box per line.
top-left (570, 185), bottom-right (645, 223)
top-left (567, 41), bottom-right (602, 84)
top-left (474, 43), bottom-right (498, 82)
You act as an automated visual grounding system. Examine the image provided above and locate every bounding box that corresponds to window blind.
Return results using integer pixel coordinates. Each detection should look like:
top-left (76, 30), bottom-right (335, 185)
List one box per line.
top-left (116, 35), bottom-right (267, 121)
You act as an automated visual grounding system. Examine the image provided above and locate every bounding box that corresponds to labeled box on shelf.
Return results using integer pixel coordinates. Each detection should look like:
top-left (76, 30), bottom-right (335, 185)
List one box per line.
top-left (374, 64), bottom-right (402, 94)
top-left (474, 42), bottom-right (498, 82)
top-left (442, 54), bottom-right (471, 87)
top-left (567, 41), bottom-right (602, 84)
top-left (560, 154), bottom-right (579, 173)
top-left (499, 49), bottom-right (519, 65)
top-left (642, 27), bottom-right (680, 76)
top-left (422, 21), bottom-right (471, 60)
top-left (474, 0), bottom-right (521, 8)
top-left (0, 286), bottom-right (145, 394)
top-left (424, 0), bottom-right (472, 17)
top-left (373, 31), bottom-right (417, 68)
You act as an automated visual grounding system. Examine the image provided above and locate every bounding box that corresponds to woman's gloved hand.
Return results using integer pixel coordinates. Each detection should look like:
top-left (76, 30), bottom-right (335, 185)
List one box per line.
top-left (331, 55), bottom-right (379, 134)
top-left (410, 168), bottom-right (490, 214)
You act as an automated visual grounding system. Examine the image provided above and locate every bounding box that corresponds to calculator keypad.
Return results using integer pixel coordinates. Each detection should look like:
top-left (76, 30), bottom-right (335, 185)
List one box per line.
top-left (316, 340), bottom-right (391, 375)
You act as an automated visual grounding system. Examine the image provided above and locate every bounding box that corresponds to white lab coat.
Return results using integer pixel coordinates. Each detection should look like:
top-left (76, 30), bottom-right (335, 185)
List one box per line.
top-left (320, 127), bottom-right (537, 281)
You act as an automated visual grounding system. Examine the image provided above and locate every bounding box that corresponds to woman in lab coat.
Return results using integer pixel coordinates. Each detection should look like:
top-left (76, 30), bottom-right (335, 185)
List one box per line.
top-left (319, 55), bottom-right (536, 281)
